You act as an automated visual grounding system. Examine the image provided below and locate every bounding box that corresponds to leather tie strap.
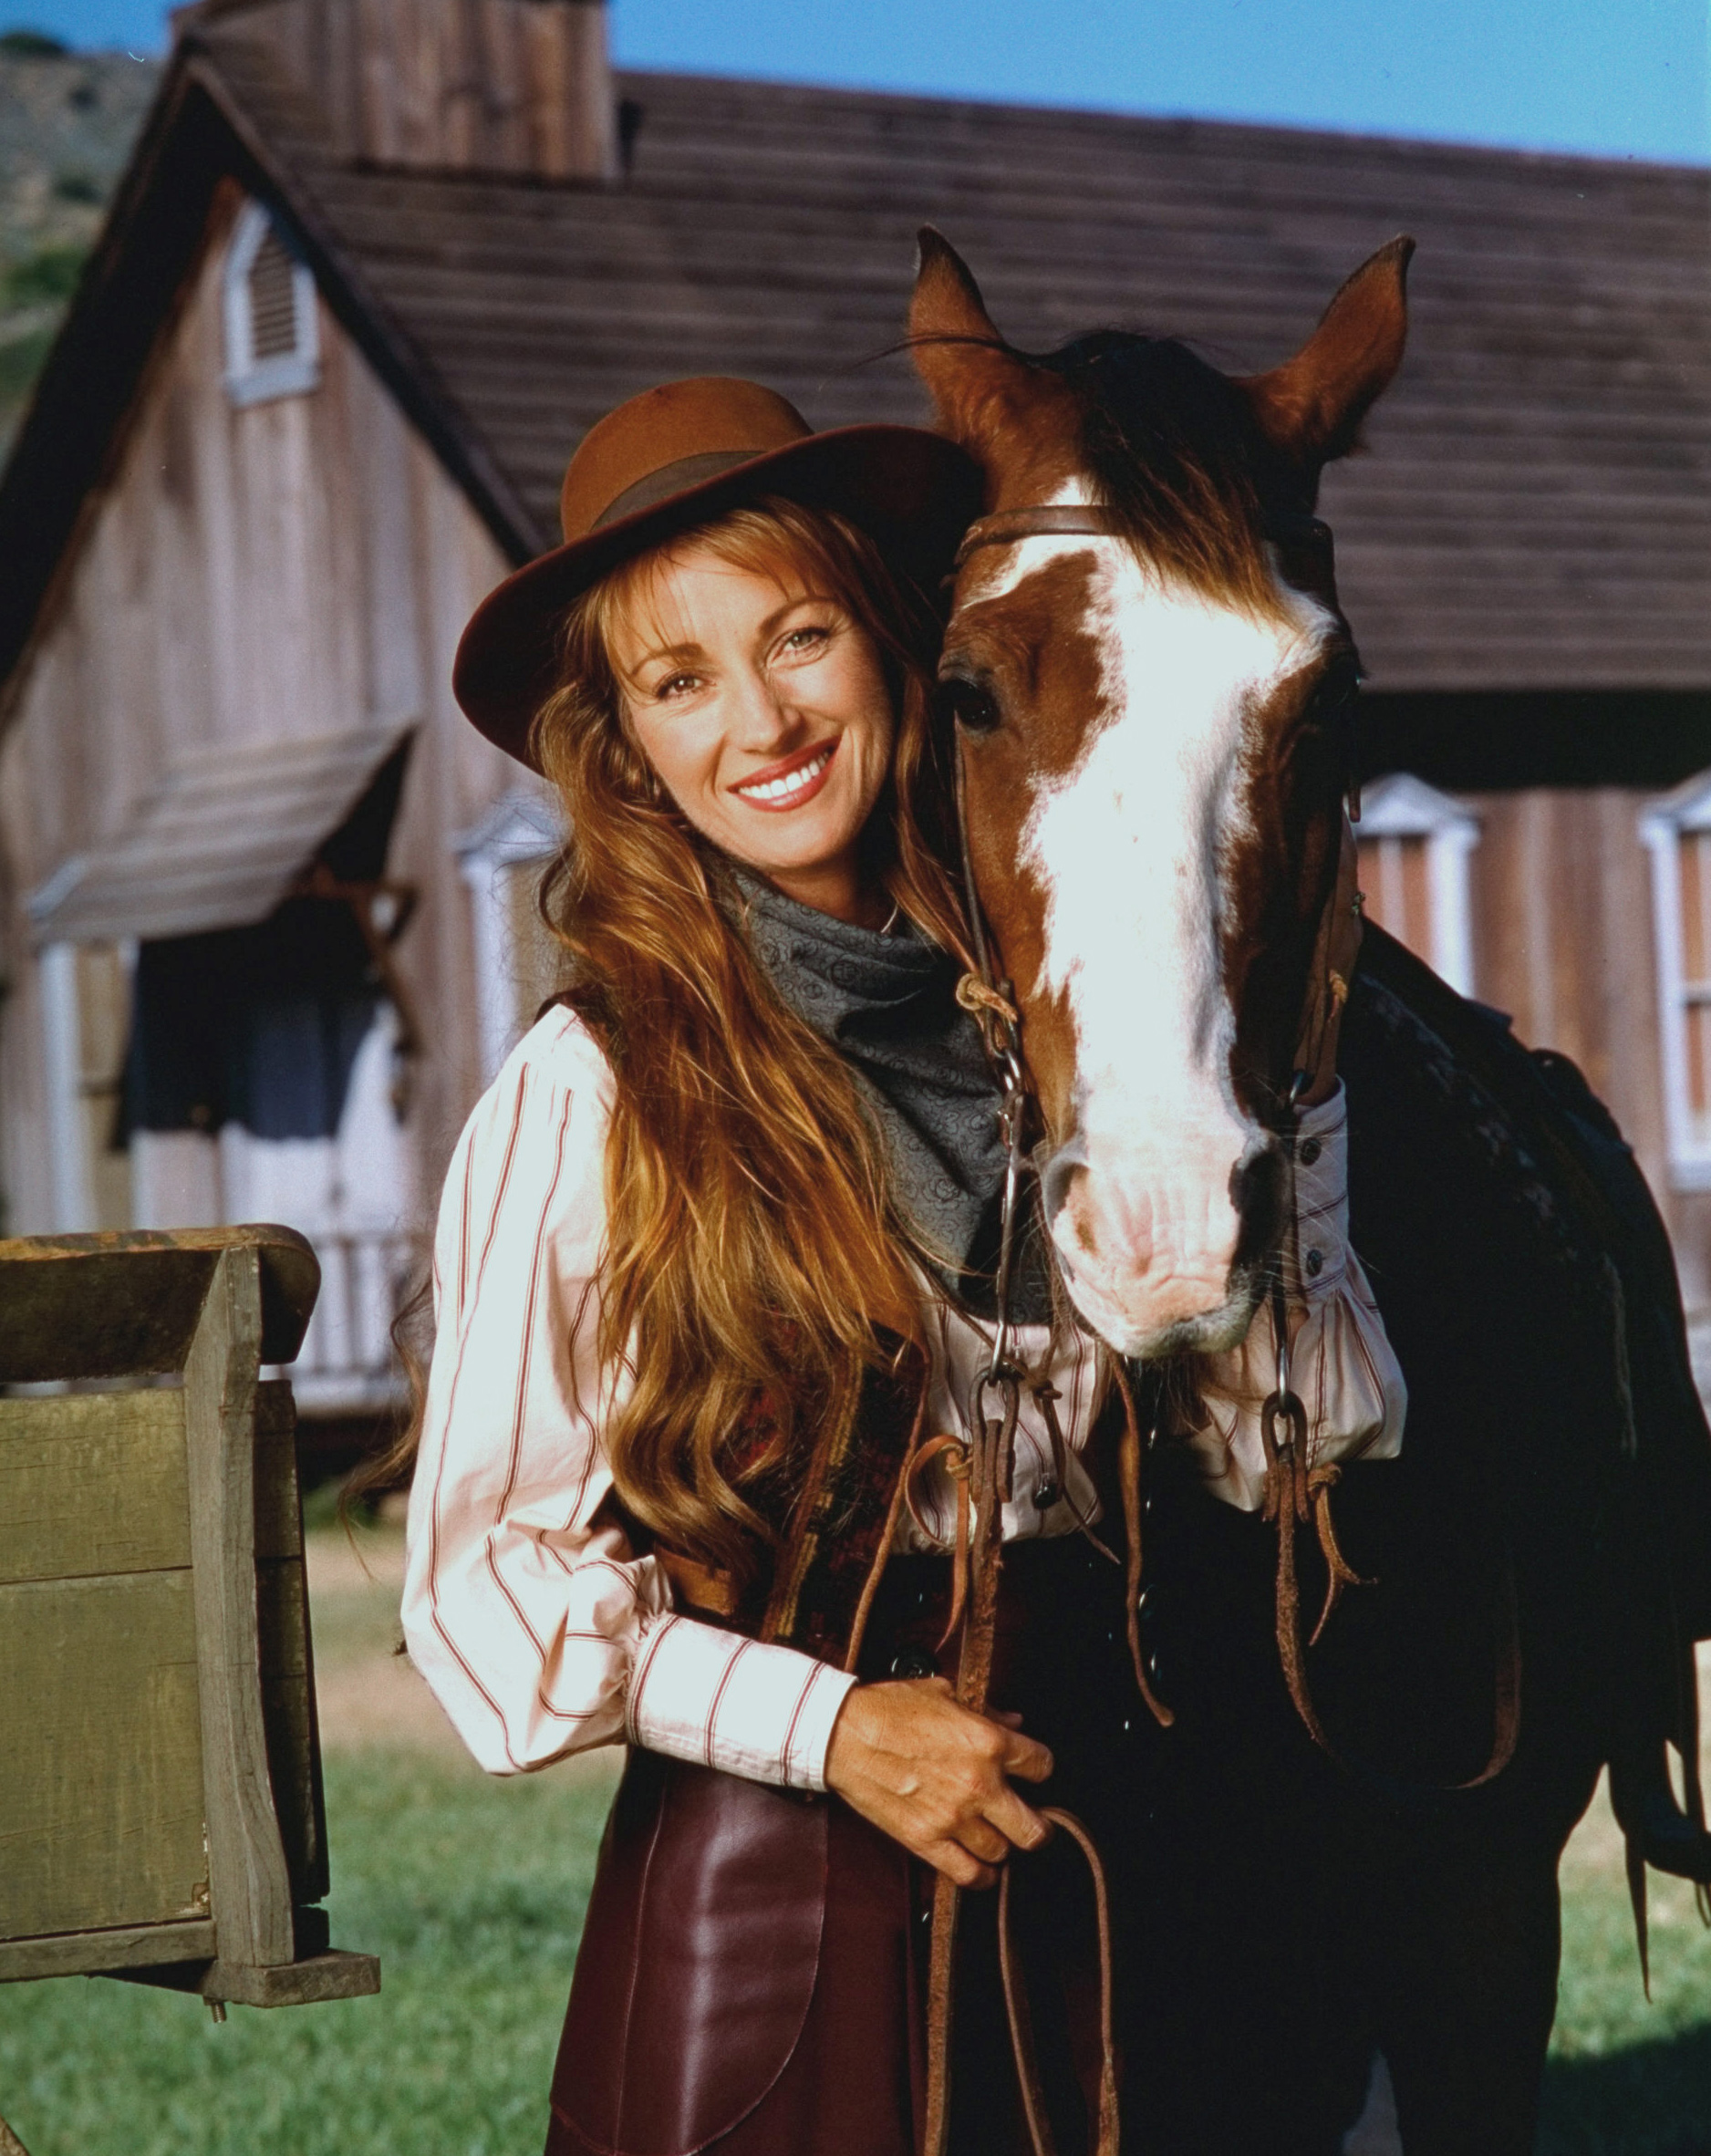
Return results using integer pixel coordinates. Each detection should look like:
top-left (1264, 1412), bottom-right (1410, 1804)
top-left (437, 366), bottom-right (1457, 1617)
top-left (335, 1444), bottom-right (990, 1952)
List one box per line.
top-left (905, 1435), bottom-right (976, 1652)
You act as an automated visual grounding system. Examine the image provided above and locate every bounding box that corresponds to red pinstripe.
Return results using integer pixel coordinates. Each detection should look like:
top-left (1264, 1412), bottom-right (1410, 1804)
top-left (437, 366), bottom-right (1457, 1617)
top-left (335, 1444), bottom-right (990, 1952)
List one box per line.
top-left (779, 1660), bottom-right (828, 1782)
top-left (702, 1638), bottom-right (755, 1767)
top-left (482, 1084), bottom-right (578, 1665)
top-left (626, 1615), bottom-right (679, 1743)
top-left (422, 1068), bottom-right (537, 1773)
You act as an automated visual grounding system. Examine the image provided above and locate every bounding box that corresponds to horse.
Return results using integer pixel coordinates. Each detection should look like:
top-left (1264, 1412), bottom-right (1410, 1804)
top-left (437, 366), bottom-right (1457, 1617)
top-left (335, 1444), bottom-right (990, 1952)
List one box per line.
top-left (904, 231), bottom-right (1711, 2154)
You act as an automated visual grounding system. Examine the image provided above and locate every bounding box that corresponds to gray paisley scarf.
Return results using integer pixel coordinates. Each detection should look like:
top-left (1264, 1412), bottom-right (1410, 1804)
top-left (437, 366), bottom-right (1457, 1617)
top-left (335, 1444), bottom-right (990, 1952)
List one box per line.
top-left (735, 871), bottom-right (1052, 1322)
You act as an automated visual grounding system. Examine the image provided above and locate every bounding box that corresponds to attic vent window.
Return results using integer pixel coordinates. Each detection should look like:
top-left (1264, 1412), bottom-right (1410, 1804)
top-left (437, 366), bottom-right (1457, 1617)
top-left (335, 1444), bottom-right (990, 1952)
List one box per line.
top-left (223, 201), bottom-right (319, 407)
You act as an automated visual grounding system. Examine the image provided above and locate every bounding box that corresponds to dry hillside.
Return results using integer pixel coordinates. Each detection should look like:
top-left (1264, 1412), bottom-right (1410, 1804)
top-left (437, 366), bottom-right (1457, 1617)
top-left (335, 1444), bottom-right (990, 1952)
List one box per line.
top-left (0, 33), bottom-right (160, 451)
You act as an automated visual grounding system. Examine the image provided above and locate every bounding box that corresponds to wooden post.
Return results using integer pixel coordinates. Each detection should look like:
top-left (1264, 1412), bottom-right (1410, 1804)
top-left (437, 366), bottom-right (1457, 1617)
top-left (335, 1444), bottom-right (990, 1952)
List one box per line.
top-left (0, 1227), bottom-right (378, 2009)
top-left (182, 1244), bottom-right (296, 1971)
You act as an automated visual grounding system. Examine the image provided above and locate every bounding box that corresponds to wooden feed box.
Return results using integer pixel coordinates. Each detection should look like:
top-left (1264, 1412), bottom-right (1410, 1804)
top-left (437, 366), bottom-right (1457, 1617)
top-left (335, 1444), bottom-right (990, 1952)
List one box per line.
top-left (0, 1226), bottom-right (379, 2009)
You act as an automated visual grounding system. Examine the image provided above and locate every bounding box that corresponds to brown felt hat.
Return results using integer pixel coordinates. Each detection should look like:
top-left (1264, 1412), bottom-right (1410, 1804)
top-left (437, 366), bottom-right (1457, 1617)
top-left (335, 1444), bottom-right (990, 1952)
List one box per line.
top-left (453, 377), bottom-right (982, 767)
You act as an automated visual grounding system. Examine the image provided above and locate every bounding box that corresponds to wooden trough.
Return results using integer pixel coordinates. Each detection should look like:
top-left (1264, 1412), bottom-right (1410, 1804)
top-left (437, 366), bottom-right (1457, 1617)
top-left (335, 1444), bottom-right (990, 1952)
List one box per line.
top-left (0, 1224), bottom-right (379, 2058)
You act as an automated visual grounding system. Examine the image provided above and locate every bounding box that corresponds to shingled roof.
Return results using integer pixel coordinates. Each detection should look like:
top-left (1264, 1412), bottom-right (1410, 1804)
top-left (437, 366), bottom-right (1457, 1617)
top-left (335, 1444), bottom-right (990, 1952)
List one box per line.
top-left (3, 19), bottom-right (1707, 710)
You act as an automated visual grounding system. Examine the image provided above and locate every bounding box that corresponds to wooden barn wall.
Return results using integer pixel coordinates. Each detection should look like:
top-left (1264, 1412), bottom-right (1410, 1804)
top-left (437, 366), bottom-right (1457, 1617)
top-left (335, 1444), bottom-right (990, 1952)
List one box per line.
top-left (1460, 783), bottom-right (1711, 1303)
top-left (0, 175), bottom-right (519, 1237)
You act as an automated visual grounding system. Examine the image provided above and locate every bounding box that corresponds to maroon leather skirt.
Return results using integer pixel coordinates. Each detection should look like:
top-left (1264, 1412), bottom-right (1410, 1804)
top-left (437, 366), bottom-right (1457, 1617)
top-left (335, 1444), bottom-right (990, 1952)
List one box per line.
top-left (544, 1536), bottom-right (1154, 2156)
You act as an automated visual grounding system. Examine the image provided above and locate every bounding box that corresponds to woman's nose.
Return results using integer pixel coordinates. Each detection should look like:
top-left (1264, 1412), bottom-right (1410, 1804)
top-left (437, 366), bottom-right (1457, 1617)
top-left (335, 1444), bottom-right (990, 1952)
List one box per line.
top-left (730, 665), bottom-right (801, 748)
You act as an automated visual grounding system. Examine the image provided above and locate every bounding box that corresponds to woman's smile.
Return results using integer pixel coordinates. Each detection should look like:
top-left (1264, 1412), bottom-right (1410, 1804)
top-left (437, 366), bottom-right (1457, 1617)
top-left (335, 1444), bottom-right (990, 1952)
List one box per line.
top-left (731, 737), bottom-right (839, 810)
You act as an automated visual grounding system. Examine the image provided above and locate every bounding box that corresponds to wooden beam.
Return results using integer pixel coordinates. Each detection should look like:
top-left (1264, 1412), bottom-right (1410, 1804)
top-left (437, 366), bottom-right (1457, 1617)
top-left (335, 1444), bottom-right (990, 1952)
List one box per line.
top-left (0, 1226), bottom-right (318, 1382)
top-left (110, 1945), bottom-right (381, 2008)
top-left (0, 1918), bottom-right (215, 1985)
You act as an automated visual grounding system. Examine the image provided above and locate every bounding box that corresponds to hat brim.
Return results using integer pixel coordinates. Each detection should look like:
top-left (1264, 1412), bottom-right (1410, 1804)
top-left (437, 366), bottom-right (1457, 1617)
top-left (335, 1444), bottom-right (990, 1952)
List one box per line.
top-left (452, 424), bottom-right (983, 767)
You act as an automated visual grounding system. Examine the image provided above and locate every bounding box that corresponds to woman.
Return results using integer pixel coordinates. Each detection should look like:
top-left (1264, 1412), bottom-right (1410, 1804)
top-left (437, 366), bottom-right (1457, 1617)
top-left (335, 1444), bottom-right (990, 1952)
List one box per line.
top-left (400, 376), bottom-right (1395, 2155)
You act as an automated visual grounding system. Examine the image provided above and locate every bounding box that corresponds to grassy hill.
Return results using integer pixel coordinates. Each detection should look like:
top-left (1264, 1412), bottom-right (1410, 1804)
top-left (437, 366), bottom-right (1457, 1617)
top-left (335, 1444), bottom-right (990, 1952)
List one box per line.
top-left (0, 31), bottom-right (161, 453)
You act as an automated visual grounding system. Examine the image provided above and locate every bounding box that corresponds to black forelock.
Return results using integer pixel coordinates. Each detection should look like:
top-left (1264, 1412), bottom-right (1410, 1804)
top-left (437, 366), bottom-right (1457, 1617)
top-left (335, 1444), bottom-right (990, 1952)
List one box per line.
top-left (1030, 329), bottom-right (1277, 606)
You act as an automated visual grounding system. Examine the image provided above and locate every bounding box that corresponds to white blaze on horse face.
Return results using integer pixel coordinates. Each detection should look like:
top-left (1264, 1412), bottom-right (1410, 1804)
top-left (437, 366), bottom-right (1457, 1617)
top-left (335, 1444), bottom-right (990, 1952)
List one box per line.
top-left (997, 531), bottom-right (1336, 1359)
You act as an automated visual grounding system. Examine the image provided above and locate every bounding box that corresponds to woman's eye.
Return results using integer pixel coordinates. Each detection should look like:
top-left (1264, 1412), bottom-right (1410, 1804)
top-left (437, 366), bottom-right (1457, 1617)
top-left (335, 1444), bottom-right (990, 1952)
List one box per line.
top-left (938, 676), bottom-right (1001, 737)
top-left (781, 626), bottom-right (829, 655)
top-left (654, 672), bottom-right (700, 700)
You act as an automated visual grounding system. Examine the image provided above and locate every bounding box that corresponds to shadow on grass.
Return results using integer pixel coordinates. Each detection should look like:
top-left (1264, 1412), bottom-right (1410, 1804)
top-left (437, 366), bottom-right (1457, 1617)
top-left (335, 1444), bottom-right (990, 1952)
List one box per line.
top-left (1538, 2024), bottom-right (1711, 2155)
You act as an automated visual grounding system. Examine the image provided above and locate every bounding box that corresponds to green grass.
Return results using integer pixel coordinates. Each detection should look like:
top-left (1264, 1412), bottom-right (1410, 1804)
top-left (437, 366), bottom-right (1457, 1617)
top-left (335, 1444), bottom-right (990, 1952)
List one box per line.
top-left (0, 1731), bottom-right (1706, 2151)
top-left (3, 242), bottom-right (83, 306)
top-left (1539, 1861), bottom-right (1711, 2154)
top-left (4, 1764), bottom-right (1708, 2155)
top-left (0, 1749), bottom-right (620, 2156)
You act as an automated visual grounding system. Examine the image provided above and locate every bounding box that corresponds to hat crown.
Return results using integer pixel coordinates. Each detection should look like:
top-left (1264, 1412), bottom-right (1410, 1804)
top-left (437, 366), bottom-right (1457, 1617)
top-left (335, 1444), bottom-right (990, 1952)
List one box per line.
top-left (559, 378), bottom-right (814, 544)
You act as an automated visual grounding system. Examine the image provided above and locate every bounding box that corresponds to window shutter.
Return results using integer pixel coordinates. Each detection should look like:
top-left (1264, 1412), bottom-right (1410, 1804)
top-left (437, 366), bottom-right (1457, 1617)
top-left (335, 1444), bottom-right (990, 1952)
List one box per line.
top-left (246, 228), bottom-right (302, 363)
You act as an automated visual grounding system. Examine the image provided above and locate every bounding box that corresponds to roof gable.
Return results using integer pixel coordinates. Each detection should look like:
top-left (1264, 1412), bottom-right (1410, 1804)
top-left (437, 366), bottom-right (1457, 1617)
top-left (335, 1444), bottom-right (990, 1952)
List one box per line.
top-left (2, 32), bottom-right (1707, 703)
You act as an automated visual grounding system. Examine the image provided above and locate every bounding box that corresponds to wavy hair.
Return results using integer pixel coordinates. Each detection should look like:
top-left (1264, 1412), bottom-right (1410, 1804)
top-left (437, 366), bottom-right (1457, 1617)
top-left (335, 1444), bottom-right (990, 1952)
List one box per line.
top-left (338, 500), bottom-right (972, 1569)
top-left (533, 499), bottom-right (968, 1575)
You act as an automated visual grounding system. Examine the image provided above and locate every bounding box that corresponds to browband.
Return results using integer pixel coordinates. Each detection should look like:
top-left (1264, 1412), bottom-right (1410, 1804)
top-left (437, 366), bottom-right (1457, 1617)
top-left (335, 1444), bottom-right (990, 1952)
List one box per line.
top-left (953, 504), bottom-right (1334, 569)
top-left (954, 505), bottom-right (1125, 565)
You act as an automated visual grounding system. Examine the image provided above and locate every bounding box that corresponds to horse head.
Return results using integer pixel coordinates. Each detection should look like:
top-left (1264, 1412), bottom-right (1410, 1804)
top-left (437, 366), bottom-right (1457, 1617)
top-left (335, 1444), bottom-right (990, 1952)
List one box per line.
top-left (910, 231), bottom-right (1413, 1360)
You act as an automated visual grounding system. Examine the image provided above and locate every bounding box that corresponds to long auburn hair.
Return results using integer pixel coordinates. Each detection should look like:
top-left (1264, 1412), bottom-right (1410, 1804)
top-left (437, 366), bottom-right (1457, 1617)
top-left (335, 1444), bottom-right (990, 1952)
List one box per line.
top-left (365, 498), bottom-right (970, 1574)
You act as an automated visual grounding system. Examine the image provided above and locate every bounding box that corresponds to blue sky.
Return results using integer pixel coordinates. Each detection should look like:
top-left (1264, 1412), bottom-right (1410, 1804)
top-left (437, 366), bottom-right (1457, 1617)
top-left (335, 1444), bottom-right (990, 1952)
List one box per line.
top-left (8, 0), bottom-right (1708, 165)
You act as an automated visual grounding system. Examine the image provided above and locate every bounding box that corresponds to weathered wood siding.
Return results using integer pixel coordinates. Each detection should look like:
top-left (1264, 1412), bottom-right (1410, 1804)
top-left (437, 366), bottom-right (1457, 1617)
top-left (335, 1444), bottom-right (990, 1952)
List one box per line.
top-left (0, 176), bottom-right (521, 1236)
top-left (1467, 787), bottom-right (1667, 1170)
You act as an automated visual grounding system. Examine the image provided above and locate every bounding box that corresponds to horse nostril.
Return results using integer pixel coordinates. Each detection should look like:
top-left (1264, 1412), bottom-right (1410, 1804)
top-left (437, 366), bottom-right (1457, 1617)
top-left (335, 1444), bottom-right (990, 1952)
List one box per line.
top-left (1229, 1146), bottom-right (1284, 1271)
top-left (1037, 1131), bottom-right (1089, 1227)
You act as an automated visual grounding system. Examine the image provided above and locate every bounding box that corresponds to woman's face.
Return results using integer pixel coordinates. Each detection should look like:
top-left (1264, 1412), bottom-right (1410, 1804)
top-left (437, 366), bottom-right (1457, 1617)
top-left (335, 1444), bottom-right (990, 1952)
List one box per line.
top-left (608, 541), bottom-right (896, 922)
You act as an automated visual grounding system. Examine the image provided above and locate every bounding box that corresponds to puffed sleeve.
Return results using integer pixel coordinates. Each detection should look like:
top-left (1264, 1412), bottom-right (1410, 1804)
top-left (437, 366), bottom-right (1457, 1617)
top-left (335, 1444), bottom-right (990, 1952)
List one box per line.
top-left (401, 1007), bottom-right (855, 1787)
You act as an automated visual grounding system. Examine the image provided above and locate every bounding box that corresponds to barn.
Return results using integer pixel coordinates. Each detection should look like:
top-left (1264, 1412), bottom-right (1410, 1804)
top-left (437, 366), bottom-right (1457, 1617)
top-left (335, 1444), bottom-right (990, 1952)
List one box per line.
top-left (0, 0), bottom-right (1706, 1426)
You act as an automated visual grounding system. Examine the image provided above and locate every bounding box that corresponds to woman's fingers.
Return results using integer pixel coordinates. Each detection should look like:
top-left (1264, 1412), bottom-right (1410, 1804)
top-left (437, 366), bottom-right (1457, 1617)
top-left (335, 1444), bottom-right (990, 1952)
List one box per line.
top-left (982, 1780), bottom-right (1052, 1855)
top-left (926, 1840), bottom-right (999, 1891)
top-left (999, 1727), bottom-right (1054, 1783)
top-left (957, 1815), bottom-right (1013, 1866)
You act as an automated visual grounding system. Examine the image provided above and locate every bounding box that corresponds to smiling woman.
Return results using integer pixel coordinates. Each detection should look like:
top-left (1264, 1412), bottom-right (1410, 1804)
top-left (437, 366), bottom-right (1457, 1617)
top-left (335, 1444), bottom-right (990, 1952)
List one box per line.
top-left (359, 374), bottom-right (1157, 2155)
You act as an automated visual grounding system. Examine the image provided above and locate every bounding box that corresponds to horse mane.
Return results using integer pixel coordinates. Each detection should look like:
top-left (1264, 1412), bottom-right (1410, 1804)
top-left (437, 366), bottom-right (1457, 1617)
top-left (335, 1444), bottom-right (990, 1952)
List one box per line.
top-left (1029, 328), bottom-right (1281, 616)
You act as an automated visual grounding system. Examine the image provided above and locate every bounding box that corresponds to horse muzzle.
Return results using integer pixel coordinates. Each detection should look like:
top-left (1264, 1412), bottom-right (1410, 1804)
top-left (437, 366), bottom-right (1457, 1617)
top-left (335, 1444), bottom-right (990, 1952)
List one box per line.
top-left (1040, 1128), bottom-right (1285, 1362)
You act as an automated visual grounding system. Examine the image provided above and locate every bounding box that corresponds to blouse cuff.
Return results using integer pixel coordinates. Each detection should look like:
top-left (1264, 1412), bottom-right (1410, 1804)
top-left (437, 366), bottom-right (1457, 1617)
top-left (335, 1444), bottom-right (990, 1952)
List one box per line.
top-left (627, 1613), bottom-right (858, 1792)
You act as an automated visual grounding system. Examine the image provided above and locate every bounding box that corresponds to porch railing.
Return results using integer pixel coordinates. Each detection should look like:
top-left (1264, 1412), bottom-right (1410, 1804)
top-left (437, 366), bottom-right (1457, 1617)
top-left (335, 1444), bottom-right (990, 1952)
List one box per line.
top-left (283, 1229), bottom-right (425, 1415)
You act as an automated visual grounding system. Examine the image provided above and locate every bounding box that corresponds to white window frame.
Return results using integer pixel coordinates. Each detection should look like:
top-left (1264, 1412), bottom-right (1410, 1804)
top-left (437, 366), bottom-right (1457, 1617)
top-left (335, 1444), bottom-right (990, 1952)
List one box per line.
top-left (1357, 773), bottom-right (1480, 997)
top-left (455, 792), bottom-right (565, 1084)
top-left (1641, 770), bottom-right (1711, 1190)
top-left (223, 199), bottom-right (320, 408)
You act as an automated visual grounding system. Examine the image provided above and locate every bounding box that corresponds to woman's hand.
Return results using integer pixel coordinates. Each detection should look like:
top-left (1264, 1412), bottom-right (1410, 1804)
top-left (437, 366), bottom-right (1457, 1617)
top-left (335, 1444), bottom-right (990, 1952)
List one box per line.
top-left (824, 1677), bottom-right (1053, 1888)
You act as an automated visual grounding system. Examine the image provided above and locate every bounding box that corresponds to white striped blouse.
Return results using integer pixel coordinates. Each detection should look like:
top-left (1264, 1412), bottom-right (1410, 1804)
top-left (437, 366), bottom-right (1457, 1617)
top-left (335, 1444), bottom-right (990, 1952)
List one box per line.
top-left (400, 1006), bottom-right (1403, 1792)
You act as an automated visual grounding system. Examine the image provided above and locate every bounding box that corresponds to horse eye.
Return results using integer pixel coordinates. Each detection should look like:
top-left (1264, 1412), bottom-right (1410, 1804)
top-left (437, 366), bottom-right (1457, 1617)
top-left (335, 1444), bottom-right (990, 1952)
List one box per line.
top-left (1315, 658), bottom-right (1364, 715)
top-left (938, 676), bottom-right (1002, 737)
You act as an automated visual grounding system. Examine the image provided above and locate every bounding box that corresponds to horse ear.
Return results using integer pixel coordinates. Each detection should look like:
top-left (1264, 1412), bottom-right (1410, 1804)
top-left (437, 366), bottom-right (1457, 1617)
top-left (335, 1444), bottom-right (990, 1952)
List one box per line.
top-left (1239, 235), bottom-right (1415, 468)
top-left (908, 227), bottom-right (1036, 456)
